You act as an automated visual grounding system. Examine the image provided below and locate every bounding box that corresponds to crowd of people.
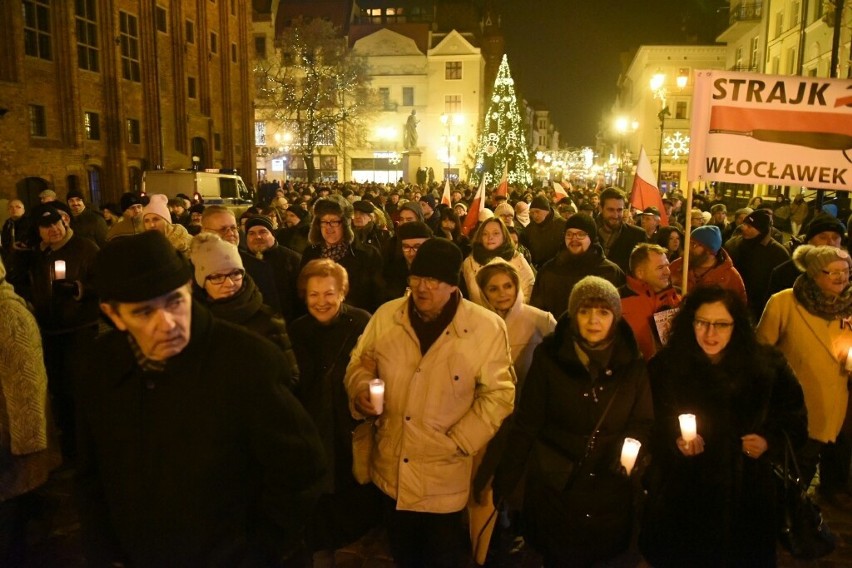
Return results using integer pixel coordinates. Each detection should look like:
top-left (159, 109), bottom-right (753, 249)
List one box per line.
top-left (0, 178), bottom-right (850, 567)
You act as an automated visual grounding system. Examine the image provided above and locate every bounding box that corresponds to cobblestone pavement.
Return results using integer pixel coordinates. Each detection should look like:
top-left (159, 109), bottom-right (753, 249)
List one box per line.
top-left (21, 468), bottom-right (852, 567)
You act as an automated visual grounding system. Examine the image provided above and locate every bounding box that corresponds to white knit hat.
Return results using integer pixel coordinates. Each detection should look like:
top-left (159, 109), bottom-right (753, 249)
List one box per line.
top-left (143, 194), bottom-right (171, 223)
top-left (190, 232), bottom-right (244, 287)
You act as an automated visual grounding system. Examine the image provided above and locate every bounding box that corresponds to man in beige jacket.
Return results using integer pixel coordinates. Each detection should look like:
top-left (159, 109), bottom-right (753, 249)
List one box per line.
top-left (346, 238), bottom-right (515, 567)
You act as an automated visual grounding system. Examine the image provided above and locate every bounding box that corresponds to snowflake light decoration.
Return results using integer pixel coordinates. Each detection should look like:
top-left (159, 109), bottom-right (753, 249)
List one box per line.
top-left (664, 131), bottom-right (690, 161)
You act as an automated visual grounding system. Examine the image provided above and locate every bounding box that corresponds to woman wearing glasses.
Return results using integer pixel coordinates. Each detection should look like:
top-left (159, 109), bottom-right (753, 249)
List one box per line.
top-left (641, 286), bottom-right (806, 567)
top-left (758, 245), bottom-right (852, 504)
top-left (189, 233), bottom-right (299, 386)
top-left (462, 217), bottom-right (535, 306)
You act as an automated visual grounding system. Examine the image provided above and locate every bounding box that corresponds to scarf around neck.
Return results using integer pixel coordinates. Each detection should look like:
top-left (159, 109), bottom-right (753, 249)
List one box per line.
top-left (793, 274), bottom-right (852, 320)
top-left (471, 241), bottom-right (514, 265)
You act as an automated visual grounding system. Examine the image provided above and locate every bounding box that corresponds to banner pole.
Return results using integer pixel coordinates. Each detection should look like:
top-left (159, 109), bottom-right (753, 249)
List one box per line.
top-left (681, 180), bottom-right (696, 295)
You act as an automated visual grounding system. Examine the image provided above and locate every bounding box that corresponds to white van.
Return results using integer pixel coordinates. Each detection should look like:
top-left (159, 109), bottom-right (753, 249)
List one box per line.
top-left (142, 170), bottom-right (251, 204)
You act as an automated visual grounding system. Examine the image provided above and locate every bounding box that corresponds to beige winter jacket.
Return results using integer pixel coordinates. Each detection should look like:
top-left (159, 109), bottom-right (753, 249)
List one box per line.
top-left (345, 294), bottom-right (515, 513)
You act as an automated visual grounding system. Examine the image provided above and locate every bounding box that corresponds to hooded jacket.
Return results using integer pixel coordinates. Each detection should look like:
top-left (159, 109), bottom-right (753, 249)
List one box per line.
top-left (670, 248), bottom-right (746, 305)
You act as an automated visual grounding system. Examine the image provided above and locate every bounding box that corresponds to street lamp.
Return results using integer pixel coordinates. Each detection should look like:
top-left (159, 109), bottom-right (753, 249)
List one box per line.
top-left (614, 116), bottom-right (639, 188)
top-left (440, 113), bottom-right (463, 181)
top-left (649, 69), bottom-right (688, 190)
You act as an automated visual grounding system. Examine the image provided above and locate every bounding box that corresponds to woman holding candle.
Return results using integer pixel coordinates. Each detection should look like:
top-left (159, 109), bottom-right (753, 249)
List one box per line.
top-left (640, 286), bottom-right (807, 567)
top-left (289, 259), bottom-right (382, 565)
top-left (462, 217), bottom-right (535, 307)
top-left (493, 276), bottom-right (653, 567)
top-left (757, 245), bottom-right (852, 504)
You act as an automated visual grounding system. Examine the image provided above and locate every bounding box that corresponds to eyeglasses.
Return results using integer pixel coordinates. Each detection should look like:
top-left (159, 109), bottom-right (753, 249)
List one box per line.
top-left (565, 231), bottom-right (589, 241)
top-left (213, 225), bottom-right (239, 235)
top-left (401, 244), bottom-right (422, 254)
top-left (408, 275), bottom-right (441, 290)
top-left (206, 269), bottom-right (245, 285)
top-left (320, 220), bottom-right (343, 228)
top-left (693, 319), bottom-right (734, 332)
top-left (821, 269), bottom-right (850, 280)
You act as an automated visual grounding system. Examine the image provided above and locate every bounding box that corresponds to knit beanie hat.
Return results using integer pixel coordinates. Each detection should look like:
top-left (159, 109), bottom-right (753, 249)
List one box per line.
top-left (94, 231), bottom-right (193, 302)
top-left (419, 195), bottom-right (437, 210)
top-left (564, 213), bottom-right (598, 243)
top-left (479, 208), bottom-right (494, 222)
top-left (400, 200), bottom-right (425, 221)
top-left (494, 202), bottom-right (514, 218)
top-left (66, 189), bottom-right (85, 202)
top-left (409, 238), bottom-right (463, 286)
top-left (454, 202), bottom-right (468, 216)
top-left (190, 233), bottom-right (244, 287)
top-left (120, 192), bottom-right (141, 212)
top-left (568, 275), bottom-right (622, 322)
top-left (397, 221), bottom-right (433, 240)
top-left (793, 244), bottom-right (852, 279)
top-left (286, 204), bottom-right (308, 221)
top-left (743, 209), bottom-right (771, 235)
top-left (691, 225), bottom-right (722, 254)
top-left (189, 203), bottom-right (205, 215)
top-left (805, 215), bottom-right (846, 243)
top-left (143, 194), bottom-right (171, 223)
top-left (530, 195), bottom-right (550, 211)
top-left (244, 216), bottom-right (274, 233)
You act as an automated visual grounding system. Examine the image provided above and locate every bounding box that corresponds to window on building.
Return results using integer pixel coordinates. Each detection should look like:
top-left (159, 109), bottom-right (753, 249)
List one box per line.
top-left (155, 6), bottom-right (167, 33)
top-left (816, 0), bottom-right (826, 19)
top-left (231, 43), bottom-right (237, 63)
top-left (84, 112), bottom-right (100, 140)
top-left (126, 118), bottom-right (140, 144)
top-left (75, 0), bottom-right (99, 72)
top-left (255, 122), bottom-right (266, 146)
top-left (749, 36), bottom-right (759, 68)
top-left (379, 87), bottom-right (390, 109)
top-left (188, 76), bottom-right (197, 98)
top-left (444, 94), bottom-right (462, 113)
top-left (775, 11), bottom-right (784, 37)
top-left (734, 46), bottom-right (743, 68)
top-left (786, 46), bottom-right (797, 74)
top-left (254, 36), bottom-right (266, 59)
top-left (23, 0), bottom-right (53, 60)
top-left (771, 55), bottom-right (780, 74)
top-left (186, 20), bottom-right (195, 44)
top-left (119, 11), bottom-right (141, 82)
top-left (402, 87), bottom-right (414, 106)
top-left (675, 101), bottom-right (688, 119)
top-left (29, 104), bottom-right (46, 137)
top-left (210, 32), bottom-right (218, 54)
top-left (791, 1), bottom-right (800, 25)
top-left (445, 61), bottom-right (462, 80)
top-left (214, 132), bottom-right (221, 151)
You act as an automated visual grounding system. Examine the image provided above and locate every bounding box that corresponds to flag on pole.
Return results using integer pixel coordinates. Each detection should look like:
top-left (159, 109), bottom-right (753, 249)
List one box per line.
top-left (463, 177), bottom-right (486, 236)
top-left (552, 181), bottom-right (569, 201)
top-left (630, 146), bottom-right (669, 226)
top-left (494, 163), bottom-right (509, 198)
top-left (440, 179), bottom-right (452, 206)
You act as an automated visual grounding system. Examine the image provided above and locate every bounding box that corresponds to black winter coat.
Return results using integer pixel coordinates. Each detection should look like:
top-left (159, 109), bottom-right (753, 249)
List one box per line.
top-left (598, 222), bottom-right (647, 275)
top-left (640, 344), bottom-right (807, 567)
top-left (76, 304), bottom-right (326, 567)
top-left (520, 210), bottom-right (567, 268)
top-left (530, 244), bottom-right (625, 318)
top-left (495, 317), bottom-right (653, 566)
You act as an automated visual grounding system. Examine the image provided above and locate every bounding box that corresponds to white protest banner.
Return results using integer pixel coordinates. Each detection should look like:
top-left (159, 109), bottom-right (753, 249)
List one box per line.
top-left (688, 70), bottom-right (852, 190)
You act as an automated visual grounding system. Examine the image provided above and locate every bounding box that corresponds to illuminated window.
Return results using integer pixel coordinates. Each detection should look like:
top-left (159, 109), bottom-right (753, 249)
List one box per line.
top-left (127, 118), bottom-right (140, 144)
top-left (445, 61), bottom-right (462, 80)
top-left (84, 112), bottom-right (100, 140)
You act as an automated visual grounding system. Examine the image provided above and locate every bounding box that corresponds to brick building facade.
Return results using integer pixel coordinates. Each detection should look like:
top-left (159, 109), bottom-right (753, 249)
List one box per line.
top-left (0, 0), bottom-right (255, 208)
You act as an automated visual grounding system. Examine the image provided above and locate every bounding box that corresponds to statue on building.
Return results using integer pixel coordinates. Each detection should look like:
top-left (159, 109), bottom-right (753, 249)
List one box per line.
top-left (403, 110), bottom-right (419, 150)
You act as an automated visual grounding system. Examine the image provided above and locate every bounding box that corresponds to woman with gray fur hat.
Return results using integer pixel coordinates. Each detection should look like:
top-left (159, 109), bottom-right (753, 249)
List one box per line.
top-left (300, 195), bottom-right (384, 312)
top-left (494, 276), bottom-right (652, 566)
top-left (758, 244), bottom-right (852, 501)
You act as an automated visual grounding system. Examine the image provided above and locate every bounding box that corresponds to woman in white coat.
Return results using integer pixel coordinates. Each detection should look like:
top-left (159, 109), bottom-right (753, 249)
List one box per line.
top-left (469, 259), bottom-right (556, 564)
top-left (463, 218), bottom-right (535, 306)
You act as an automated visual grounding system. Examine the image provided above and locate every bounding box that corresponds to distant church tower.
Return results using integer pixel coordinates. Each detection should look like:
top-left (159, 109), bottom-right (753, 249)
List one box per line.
top-left (480, 0), bottom-right (505, 103)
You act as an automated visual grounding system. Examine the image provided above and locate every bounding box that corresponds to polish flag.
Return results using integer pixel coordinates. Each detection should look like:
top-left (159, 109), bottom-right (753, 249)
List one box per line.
top-left (494, 163), bottom-right (509, 197)
top-left (552, 181), bottom-right (569, 201)
top-left (463, 177), bottom-right (487, 236)
top-left (630, 146), bottom-right (669, 226)
top-left (440, 179), bottom-right (452, 206)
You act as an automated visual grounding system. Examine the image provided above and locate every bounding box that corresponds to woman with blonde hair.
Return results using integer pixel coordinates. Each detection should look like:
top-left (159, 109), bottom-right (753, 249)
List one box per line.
top-left (462, 217), bottom-right (535, 306)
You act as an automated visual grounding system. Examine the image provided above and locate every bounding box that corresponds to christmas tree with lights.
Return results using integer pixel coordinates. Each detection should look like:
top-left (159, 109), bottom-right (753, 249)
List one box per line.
top-left (471, 55), bottom-right (532, 186)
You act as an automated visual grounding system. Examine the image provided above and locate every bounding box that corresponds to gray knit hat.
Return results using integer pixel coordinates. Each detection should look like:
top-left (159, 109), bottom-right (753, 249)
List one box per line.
top-left (568, 276), bottom-right (622, 321)
top-left (792, 244), bottom-right (852, 279)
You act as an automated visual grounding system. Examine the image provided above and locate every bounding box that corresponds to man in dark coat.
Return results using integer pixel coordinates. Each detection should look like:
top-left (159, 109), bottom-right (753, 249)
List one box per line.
top-left (66, 189), bottom-right (108, 247)
top-left (521, 195), bottom-right (567, 269)
top-left (78, 231), bottom-right (326, 567)
top-left (530, 213), bottom-right (624, 318)
top-left (596, 187), bottom-right (647, 274)
top-left (243, 215), bottom-right (303, 321)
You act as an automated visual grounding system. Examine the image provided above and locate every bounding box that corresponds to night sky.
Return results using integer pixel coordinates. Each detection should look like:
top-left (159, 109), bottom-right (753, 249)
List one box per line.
top-left (493, 0), bottom-right (727, 147)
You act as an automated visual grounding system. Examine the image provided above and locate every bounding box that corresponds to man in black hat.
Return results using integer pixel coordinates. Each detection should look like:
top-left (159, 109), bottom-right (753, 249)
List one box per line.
top-left (276, 204), bottom-right (311, 254)
top-left (725, 208), bottom-right (790, 320)
top-left (244, 215), bottom-right (302, 321)
top-left (419, 195), bottom-right (442, 235)
top-left (345, 238), bottom-right (514, 568)
top-left (639, 206), bottom-right (661, 239)
top-left (78, 231), bottom-right (326, 567)
top-left (66, 189), bottom-right (108, 247)
top-left (521, 194), bottom-right (567, 269)
top-left (106, 192), bottom-right (144, 241)
top-left (353, 200), bottom-right (390, 256)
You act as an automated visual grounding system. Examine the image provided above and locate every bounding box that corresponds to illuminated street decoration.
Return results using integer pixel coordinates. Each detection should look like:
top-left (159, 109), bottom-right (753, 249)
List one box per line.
top-left (664, 131), bottom-right (690, 161)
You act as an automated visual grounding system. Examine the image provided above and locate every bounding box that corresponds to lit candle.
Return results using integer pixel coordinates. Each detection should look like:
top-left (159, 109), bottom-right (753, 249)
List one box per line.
top-left (369, 378), bottom-right (385, 415)
top-left (846, 348), bottom-right (852, 372)
top-left (679, 414), bottom-right (697, 442)
top-left (54, 260), bottom-right (66, 280)
top-left (620, 438), bottom-right (641, 475)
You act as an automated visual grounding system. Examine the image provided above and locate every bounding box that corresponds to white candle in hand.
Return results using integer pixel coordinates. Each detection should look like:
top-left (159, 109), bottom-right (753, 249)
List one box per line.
top-left (54, 260), bottom-right (66, 280)
top-left (679, 414), bottom-right (697, 442)
top-left (369, 379), bottom-right (385, 415)
top-left (620, 438), bottom-right (641, 475)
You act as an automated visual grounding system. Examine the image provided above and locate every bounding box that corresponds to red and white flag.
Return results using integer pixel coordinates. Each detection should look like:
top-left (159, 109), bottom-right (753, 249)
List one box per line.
top-left (463, 177), bottom-right (486, 236)
top-left (440, 179), bottom-right (452, 206)
top-left (552, 181), bottom-right (569, 201)
top-left (494, 163), bottom-right (509, 198)
top-left (630, 146), bottom-right (669, 226)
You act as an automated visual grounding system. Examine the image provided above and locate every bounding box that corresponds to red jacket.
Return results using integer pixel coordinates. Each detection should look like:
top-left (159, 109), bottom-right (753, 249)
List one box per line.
top-left (670, 248), bottom-right (747, 305)
top-left (619, 275), bottom-right (682, 361)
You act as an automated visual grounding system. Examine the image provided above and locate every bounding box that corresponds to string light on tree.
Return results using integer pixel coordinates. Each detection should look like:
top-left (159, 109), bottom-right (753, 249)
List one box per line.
top-left (663, 131), bottom-right (690, 161)
top-left (471, 55), bottom-right (532, 186)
